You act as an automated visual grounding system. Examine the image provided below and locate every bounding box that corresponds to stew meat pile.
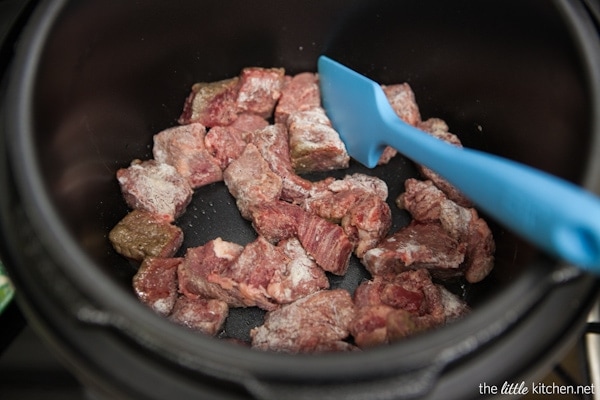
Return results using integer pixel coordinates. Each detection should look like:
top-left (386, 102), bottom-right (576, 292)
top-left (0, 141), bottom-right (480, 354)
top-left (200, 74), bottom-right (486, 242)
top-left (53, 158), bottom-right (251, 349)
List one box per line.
top-left (108, 66), bottom-right (495, 353)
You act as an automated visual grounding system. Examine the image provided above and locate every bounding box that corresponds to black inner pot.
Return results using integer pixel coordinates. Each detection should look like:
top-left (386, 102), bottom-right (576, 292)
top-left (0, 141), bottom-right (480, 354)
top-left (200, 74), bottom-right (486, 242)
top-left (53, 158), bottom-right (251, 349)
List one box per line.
top-left (1, 0), bottom-right (600, 399)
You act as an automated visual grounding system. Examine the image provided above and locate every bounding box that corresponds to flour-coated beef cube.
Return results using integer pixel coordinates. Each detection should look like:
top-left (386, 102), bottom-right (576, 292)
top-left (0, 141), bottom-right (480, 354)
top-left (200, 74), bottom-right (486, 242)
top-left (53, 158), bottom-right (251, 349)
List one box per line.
top-left (268, 238), bottom-right (329, 304)
top-left (207, 236), bottom-right (287, 311)
top-left (169, 296), bottom-right (229, 336)
top-left (250, 289), bottom-right (355, 353)
top-left (287, 108), bottom-right (350, 173)
top-left (109, 210), bottom-right (184, 261)
top-left (416, 118), bottom-right (472, 207)
top-left (398, 179), bottom-right (495, 283)
top-left (235, 67), bottom-right (285, 118)
top-left (248, 123), bottom-right (313, 203)
top-left (362, 222), bottom-right (467, 278)
top-left (250, 201), bottom-right (304, 243)
top-left (342, 194), bottom-right (392, 258)
top-left (133, 257), bottom-right (182, 316)
top-left (153, 123), bottom-right (222, 188)
top-left (296, 211), bottom-right (354, 276)
top-left (177, 238), bottom-right (244, 305)
top-left (223, 143), bottom-right (283, 219)
top-left (274, 72), bottom-right (321, 124)
top-left (377, 83), bottom-right (422, 164)
top-left (178, 77), bottom-right (241, 127)
top-left (116, 159), bottom-right (192, 222)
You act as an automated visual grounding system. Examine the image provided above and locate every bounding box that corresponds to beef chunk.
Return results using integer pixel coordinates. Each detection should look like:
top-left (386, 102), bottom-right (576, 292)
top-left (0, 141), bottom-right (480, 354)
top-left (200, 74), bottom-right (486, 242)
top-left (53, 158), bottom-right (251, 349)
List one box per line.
top-left (169, 296), bottom-right (229, 336)
top-left (178, 77), bottom-right (241, 127)
top-left (207, 236), bottom-right (288, 311)
top-left (342, 194), bottom-right (392, 258)
top-left (378, 83), bottom-right (422, 164)
top-left (153, 123), bottom-right (222, 189)
top-left (362, 222), bottom-right (467, 278)
top-left (178, 238), bottom-right (244, 305)
top-left (248, 123), bottom-right (313, 203)
top-left (304, 173), bottom-right (389, 222)
top-left (250, 289), bottom-right (355, 353)
top-left (109, 210), bottom-right (184, 261)
top-left (398, 179), bottom-right (495, 283)
top-left (223, 143), bottom-right (283, 219)
top-left (268, 238), bottom-right (330, 304)
top-left (287, 108), bottom-right (350, 173)
top-left (133, 257), bottom-right (182, 316)
top-left (350, 269), bottom-right (469, 347)
top-left (235, 67), bottom-right (285, 118)
top-left (416, 118), bottom-right (472, 207)
top-left (296, 211), bottom-right (354, 276)
top-left (204, 124), bottom-right (247, 170)
top-left (116, 159), bottom-right (193, 222)
top-left (250, 201), bottom-right (304, 243)
top-left (274, 72), bottom-right (321, 124)
top-left (250, 200), bottom-right (353, 276)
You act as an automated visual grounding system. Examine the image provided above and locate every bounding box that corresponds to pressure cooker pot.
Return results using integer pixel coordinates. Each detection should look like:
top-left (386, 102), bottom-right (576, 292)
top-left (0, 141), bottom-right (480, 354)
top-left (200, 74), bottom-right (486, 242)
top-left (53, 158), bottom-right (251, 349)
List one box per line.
top-left (1, 0), bottom-right (599, 399)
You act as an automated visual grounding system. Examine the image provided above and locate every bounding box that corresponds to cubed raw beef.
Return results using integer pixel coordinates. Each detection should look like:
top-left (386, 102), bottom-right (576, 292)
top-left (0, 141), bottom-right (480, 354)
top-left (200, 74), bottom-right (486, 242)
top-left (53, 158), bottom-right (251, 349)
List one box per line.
top-left (287, 108), bottom-right (350, 173)
top-left (250, 289), bottom-right (355, 353)
top-left (204, 125), bottom-right (247, 170)
top-left (274, 72), bottom-right (321, 124)
top-left (133, 257), bottom-right (182, 316)
top-left (341, 194), bottom-right (392, 258)
top-left (416, 118), bottom-right (472, 207)
top-left (168, 296), bottom-right (229, 336)
top-left (109, 210), bottom-right (184, 261)
top-left (296, 211), bottom-right (354, 276)
top-left (178, 77), bottom-right (241, 127)
top-left (304, 173), bottom-right (388, 222)
top-left (223, 143), bottom-right (283, 219)
top-left (235, 67), bottom-right (285, 118)
top-left (268, 238), bottom-right (329, 304)
top-left (207, 236), bottom-right (288, 311)
top-left (377, 83), bottom-right (422, 164)
top-left (350, 269), bottom-right (468, 347)
top-left (326, 173), bottom-right (389, 201)
top-left (250, 200), bottom-right (304, 243)
top-left (153, 123), bottom-right (223, 189)
top-left (116, 159), bottom-right (193, 222)
top-left (230, 113), bottom-right (270, 134)
top-left (247, 123), bottom-right (313, 203)
top-left (361, 222), bottom-right (467, 278)
top-left (382, 83), bottom-right (422, 126)
top-left (250, 200), bottom-right (353, 276)
top-left (398, 179), bottom-right (495, 283)
top-left (178, 238), bottom-right (244, 305)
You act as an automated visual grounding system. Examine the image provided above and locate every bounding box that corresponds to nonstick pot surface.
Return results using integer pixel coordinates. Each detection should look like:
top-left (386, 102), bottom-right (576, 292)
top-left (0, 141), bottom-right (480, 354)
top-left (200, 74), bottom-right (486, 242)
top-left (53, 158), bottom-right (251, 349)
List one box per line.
top-left (2, 0), bottom-right (600, 399)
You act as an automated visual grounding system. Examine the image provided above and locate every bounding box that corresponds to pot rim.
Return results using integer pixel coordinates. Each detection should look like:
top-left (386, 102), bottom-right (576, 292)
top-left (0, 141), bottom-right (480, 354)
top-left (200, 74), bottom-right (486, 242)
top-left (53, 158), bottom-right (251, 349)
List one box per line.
top-left (2, 0), bottom-right (600, 389)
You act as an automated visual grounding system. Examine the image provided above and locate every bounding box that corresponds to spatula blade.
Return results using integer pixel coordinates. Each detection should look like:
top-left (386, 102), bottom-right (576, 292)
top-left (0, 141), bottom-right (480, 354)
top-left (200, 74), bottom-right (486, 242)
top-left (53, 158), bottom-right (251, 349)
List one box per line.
top-left (318, 56), bottom-right (396, 168)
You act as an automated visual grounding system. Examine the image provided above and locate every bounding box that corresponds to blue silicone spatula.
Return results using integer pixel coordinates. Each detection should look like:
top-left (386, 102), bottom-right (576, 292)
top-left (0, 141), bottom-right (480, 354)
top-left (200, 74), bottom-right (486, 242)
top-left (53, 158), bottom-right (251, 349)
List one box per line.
top-left (318, 55), bottom-right (600, 273)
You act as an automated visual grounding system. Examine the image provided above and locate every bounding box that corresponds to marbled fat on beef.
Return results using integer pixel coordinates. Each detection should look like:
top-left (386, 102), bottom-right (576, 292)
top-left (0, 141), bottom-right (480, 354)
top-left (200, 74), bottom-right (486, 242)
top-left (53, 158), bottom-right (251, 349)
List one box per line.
top-left (133, 257), bottom-right (182, 316)
top-left (116, 159), bottom-right (193, 222)
top-left (251, 289), bottom-right (356, 353)
top-left (109, 210), bottom-right (184, 261)
top-left (153, 123), bottom-right (223, 189)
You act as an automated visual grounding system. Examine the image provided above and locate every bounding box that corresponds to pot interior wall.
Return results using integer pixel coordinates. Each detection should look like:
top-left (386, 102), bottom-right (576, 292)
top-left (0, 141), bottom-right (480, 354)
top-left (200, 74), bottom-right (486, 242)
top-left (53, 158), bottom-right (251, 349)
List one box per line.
top-left (26, 0), bottom-right (592, 310)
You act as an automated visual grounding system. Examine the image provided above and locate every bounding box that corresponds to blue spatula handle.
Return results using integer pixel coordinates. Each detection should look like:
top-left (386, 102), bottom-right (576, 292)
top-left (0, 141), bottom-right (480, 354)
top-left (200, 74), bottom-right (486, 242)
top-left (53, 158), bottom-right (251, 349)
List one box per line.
top-left (376, 103), bottom-right (600, 272)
